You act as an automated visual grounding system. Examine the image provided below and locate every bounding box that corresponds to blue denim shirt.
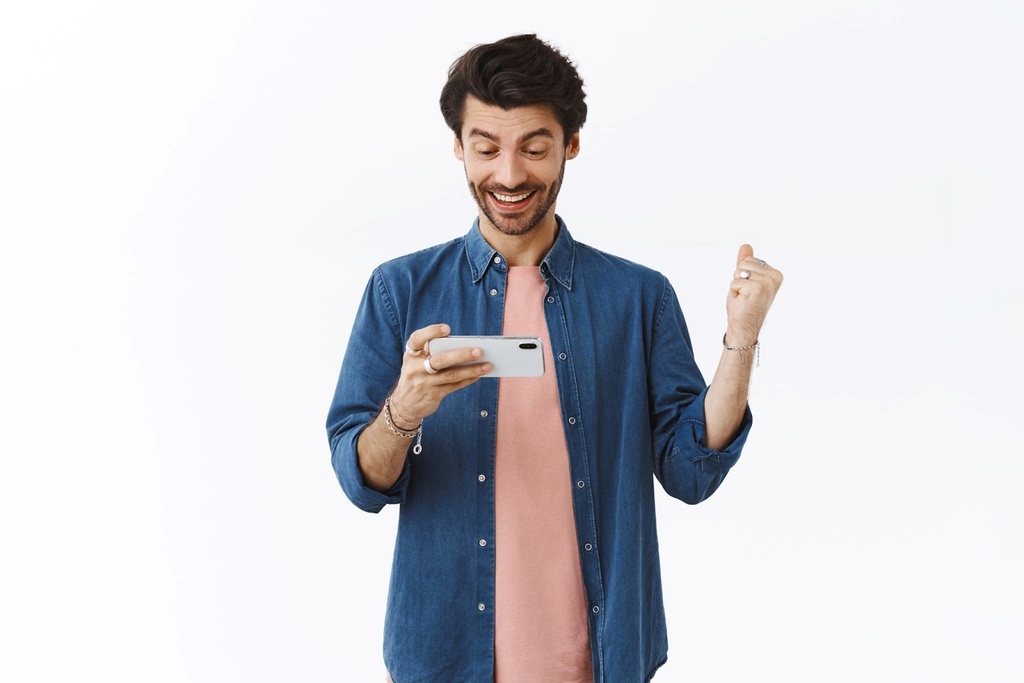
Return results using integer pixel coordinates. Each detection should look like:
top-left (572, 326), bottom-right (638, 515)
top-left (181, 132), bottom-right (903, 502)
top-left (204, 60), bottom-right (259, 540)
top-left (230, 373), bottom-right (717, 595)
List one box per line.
top-left (327, 217), bottom-right (752, 682)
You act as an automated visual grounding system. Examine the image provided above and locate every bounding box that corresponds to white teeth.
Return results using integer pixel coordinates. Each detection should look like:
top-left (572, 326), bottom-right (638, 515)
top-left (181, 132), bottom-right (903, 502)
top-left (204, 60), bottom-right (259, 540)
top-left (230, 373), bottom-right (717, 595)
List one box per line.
top-left (492, 191), bottom-right (531, 203)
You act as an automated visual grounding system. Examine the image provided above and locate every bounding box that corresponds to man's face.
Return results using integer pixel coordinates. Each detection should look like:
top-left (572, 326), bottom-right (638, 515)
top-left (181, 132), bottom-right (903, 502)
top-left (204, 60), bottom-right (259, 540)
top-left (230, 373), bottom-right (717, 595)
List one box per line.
top-left (455, 96), bottom-right (580, 237)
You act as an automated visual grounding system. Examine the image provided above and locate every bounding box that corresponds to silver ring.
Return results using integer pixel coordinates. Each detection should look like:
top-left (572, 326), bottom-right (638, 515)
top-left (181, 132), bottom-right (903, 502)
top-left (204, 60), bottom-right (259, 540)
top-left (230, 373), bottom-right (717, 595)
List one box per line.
top-left (757, 259), bottom-right (767, 267)
top-left (739, 270), bottom-right (751, 279)
top-left (405, 344), bottom-right (422, 356)
top-left (423, 357), bottom-right (439, 375)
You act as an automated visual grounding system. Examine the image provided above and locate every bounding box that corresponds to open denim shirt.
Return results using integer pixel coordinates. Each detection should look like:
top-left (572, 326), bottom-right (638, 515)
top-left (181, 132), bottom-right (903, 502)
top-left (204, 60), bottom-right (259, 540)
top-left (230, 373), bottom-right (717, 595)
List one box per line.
top-left (327, 217), bottom-right (752, 682)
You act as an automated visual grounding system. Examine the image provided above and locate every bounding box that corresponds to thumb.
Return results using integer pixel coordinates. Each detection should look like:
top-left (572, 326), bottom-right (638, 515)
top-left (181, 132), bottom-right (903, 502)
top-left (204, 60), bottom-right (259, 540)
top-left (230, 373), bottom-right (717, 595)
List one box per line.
top-left (736, 243), bottom-right (754, 266)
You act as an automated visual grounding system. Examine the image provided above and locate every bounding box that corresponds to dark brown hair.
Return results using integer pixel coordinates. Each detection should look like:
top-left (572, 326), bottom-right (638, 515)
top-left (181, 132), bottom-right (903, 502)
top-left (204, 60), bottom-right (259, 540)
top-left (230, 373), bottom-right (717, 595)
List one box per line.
top-left (439, 34), bottom-right (588, 145)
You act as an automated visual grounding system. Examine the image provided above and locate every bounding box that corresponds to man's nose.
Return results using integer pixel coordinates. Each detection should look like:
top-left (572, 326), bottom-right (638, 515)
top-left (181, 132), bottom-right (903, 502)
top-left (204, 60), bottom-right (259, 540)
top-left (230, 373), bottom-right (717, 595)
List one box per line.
top-left (493, 153), bottom-right (527, 190)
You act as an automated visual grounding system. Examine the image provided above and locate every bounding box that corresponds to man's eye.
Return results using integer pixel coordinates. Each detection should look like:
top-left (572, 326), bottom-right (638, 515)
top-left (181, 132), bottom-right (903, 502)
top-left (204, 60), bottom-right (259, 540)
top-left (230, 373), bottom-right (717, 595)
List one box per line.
top-left (525, 150), bottom-right (545, 157)
top-left (477, 149), bottom-right (497, 157)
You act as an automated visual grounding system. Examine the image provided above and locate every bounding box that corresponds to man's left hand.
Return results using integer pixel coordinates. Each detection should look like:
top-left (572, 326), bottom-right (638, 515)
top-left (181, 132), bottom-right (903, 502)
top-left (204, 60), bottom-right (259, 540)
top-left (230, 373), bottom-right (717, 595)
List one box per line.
top-left (725, 244), bottom-right (784, 347)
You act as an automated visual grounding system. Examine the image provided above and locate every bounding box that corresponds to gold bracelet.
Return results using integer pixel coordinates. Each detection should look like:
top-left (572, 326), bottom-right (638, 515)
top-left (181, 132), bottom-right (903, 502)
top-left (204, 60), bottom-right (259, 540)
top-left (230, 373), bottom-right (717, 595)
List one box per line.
top-left (722, 333), bottom-right (761, 367)
top-left (382, 397), bottom-right (424, 455)
top-left (389, 398), bottom-right (419, 431)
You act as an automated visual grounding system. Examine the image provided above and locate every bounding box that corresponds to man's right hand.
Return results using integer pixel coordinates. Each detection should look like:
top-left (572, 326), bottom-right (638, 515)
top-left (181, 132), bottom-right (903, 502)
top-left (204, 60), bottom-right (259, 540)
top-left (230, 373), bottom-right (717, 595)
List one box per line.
top-left (388, 323), bottom-right (492, 427)
top-left (356, 323), bottom-right (491, 492)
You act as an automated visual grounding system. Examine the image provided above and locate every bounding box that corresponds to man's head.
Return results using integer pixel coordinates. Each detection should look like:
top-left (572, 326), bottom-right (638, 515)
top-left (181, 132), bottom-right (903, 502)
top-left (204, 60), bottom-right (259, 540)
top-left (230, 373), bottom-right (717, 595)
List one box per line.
top-left (439, 34), bottom-right (588, 148)
top-left (441, 35), bottom-right (587, 239)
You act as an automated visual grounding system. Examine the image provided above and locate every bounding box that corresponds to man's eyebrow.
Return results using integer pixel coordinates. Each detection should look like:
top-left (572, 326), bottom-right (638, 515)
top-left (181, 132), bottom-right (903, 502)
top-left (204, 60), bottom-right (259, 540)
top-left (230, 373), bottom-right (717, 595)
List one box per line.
top-left (467, 128), bottom-right (498, 142)
top-left (518, 128), bottom-right (555, 144)
top-left (466, 128), bottom-right (556, 144)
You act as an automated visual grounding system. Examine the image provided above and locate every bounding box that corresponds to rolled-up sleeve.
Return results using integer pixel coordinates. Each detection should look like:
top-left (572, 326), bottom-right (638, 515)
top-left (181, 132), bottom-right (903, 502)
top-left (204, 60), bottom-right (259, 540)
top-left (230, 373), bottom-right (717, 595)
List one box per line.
top-left (326, 269), bottom-right (411, 513)
top-left (648, 278), bottom-right (753, 504)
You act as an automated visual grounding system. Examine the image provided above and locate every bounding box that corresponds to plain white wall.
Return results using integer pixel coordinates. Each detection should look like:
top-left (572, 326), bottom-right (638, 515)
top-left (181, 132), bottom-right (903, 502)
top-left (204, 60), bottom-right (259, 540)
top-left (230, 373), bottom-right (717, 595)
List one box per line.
top-left (2, 1), bottom-right (1022, 681)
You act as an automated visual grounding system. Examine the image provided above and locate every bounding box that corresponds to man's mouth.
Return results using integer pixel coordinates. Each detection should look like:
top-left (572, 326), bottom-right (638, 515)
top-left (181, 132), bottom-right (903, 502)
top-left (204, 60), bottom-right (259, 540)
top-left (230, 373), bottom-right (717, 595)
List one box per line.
top-left (489, 190), bottom-right (536, 207)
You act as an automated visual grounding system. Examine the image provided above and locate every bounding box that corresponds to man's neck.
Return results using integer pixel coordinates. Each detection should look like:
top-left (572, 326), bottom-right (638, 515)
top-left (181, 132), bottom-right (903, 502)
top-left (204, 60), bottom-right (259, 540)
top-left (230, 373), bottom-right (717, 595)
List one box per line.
top-left (478, 213), bottom-right (559, 267)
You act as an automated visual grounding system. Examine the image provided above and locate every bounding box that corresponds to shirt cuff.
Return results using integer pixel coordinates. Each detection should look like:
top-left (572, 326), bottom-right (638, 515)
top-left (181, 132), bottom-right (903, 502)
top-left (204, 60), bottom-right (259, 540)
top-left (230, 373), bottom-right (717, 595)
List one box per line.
top-left (333, 425), bottom-right (411, 513)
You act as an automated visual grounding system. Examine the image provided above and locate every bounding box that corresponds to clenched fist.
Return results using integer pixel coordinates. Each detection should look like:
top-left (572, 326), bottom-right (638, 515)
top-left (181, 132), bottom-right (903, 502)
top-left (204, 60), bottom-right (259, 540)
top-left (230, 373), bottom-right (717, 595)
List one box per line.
top-left (725, 244), bottom-right (783, 348)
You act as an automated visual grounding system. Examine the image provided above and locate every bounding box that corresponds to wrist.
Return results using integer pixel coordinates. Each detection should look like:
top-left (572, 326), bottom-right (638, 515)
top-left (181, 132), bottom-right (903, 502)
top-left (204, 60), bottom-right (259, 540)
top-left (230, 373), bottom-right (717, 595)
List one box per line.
top-left (722, 332), bottom-right (760, 367)
top-left (388, 396), bottom-right (422, 430)
top-left (380, 396), bottom-right (424, 456)
top-left (723, 330), bottom-right (757, 349)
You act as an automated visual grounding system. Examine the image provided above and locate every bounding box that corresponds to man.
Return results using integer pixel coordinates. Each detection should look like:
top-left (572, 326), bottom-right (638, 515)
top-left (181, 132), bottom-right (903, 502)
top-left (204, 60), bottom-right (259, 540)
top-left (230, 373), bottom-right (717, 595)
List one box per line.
top-left (327, 34), bottom-right (783, 682)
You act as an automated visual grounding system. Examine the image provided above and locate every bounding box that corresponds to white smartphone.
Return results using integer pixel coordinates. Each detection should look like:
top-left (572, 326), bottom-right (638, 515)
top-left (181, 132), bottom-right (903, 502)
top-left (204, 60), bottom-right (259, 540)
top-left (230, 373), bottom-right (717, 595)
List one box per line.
top-left (427, 336), bottom-right (545, 377)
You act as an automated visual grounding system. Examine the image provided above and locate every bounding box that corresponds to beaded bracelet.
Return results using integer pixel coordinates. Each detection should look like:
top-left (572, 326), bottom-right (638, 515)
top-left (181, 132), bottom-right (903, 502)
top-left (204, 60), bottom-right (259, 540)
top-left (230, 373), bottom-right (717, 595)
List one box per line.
top-left (383, 396), bottom-right (423, 454)
top-left (722, 333), bottom-right (760, 367)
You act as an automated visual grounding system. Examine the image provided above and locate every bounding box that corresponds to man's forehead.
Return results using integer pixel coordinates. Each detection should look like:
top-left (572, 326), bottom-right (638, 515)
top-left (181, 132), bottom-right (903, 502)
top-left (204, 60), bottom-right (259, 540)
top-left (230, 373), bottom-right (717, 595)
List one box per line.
top-left (461, 96), bottom-right (563, 141)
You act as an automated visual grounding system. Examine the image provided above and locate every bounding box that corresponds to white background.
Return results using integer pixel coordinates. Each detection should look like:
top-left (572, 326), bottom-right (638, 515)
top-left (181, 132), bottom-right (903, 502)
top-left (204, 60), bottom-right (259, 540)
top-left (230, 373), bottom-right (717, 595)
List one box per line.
top-left (2, 1), bottom-right (1022, 681)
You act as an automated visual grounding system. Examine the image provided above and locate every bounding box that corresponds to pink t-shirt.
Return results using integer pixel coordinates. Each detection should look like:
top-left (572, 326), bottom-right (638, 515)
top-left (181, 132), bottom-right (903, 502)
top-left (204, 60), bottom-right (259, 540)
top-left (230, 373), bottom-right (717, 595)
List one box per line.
top-left (493, 266), bottom-right (593, 682)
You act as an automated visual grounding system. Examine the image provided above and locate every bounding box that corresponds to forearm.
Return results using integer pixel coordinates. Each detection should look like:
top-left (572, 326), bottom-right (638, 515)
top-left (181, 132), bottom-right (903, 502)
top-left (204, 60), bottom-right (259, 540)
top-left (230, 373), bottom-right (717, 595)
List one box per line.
top-left (357, 411), bottom-right (417, 493)
top-left (703, 339), bottom-right (755, 451)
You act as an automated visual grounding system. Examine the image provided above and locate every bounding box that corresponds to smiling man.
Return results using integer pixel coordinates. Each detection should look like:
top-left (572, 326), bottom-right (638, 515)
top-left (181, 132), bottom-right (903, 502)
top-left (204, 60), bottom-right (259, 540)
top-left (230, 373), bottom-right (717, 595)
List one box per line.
top-left (327, 34), bottom-right (783, 682)
top-left (456, 97), bottom-right (577, 241)
top-left (453, 94), bottom-right (579, 267)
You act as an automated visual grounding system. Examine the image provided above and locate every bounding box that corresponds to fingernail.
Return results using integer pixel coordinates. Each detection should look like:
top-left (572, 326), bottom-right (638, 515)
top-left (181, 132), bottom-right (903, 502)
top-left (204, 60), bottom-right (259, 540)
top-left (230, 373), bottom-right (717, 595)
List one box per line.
top-left (441, 324), bottom-right (450, 334)
top-left (481, 364), bottom-right (492, 373)
top-left (471, 348), bottom-right (482, 358)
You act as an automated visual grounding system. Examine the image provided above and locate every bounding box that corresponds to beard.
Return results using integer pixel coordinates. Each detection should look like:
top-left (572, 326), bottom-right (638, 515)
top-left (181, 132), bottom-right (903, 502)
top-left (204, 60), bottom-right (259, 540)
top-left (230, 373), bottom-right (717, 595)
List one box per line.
top-left (466, 158), bottom-right (566, 237)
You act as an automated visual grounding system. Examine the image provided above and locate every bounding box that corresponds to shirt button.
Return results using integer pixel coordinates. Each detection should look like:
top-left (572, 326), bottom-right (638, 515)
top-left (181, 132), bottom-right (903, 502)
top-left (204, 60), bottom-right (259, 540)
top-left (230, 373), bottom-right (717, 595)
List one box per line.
top-left (546, 296), bottom-right (554, 303)
top-left (478, 474), bottom-right (486, 482)
top-left (568, 416), bottom-right (576, 425)
top-left (478, 603), bottom-right (486, 611)
top-left (479, 539), bottom-right (487, 547)
top-left (577, 480), bottom-right (585, 489)
top-left (489, 288), bottom-right (498, 296)
top-left (558, 352), bottom-right (567, 361)
top-left (493, 256), bottom-right (502, 264)
top-left (480, 410), bottom-right (488, 418)
top-left (584, 543), bottom-right (593, 551)
top-left (592, 605), bottom-right (600, 614)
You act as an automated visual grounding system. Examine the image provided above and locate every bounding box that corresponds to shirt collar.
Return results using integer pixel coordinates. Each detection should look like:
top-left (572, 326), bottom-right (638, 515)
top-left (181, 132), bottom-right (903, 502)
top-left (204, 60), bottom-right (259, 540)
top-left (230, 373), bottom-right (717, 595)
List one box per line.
top-left (463, 215), bottom-right (576, 290)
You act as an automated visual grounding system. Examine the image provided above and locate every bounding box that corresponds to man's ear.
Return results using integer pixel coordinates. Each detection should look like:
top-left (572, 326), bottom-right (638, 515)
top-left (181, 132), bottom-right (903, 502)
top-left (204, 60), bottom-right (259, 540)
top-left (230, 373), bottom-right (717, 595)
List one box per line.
top-left (565, 132), bottom-right (580, 160)
top-left (454, 136), bottom-right (464, 161)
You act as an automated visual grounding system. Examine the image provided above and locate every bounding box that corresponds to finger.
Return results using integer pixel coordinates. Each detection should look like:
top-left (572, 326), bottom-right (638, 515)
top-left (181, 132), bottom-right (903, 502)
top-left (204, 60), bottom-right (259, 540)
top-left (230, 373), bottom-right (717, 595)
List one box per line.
top-left (730, 277), bottom-right (751, 297)
top-left (442, 372), bottom-right (489, 394)
top-left (736, 259), bottom-right (784, 290)
top-left (431, 360), bottom-right (493, 386)
top-left (407, 323), bottom-right (450, 355)
top-left (738, 256), bottom-right (772, 272)
top-left (733, 267), bottom-right (779, 292)
top-left (731, 268), bottom-right (771, 290)
top-left (427, 345), bottom-right (487, 375)
top-left (736, 243), bottom-right (754, 267)
top-left (733, 267), bottom-right (762, 282)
